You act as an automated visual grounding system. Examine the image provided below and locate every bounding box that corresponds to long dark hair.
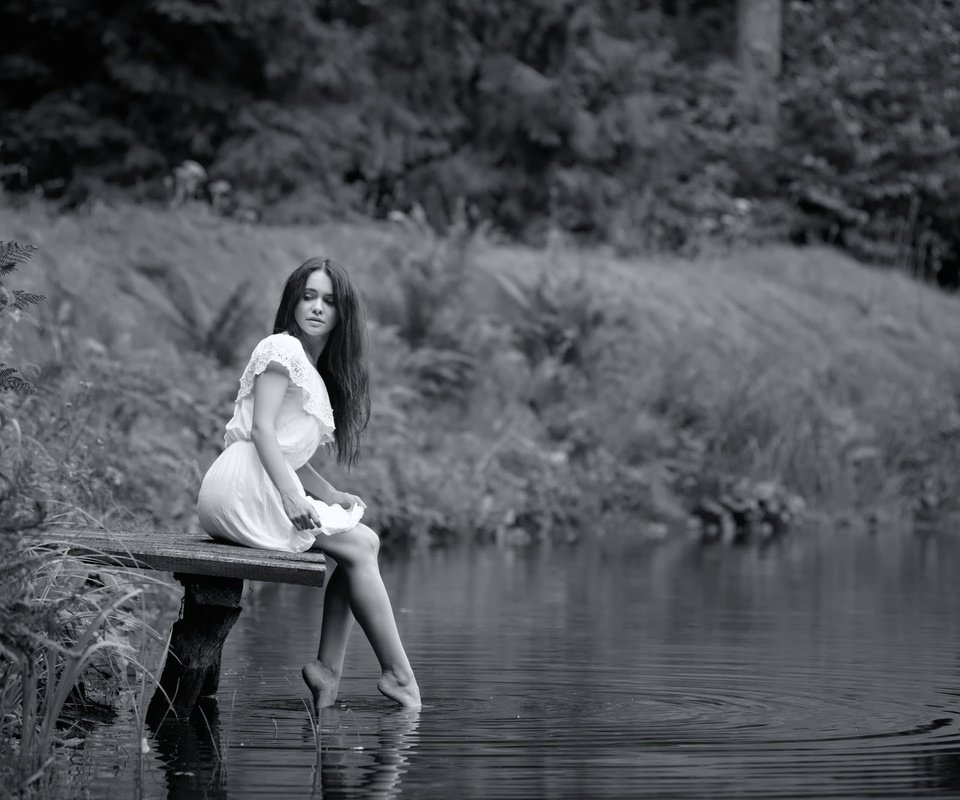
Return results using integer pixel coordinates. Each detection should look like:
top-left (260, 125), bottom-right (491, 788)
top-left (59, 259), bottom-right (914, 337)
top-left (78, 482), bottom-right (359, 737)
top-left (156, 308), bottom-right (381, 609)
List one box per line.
top-left (273, 257), bottom-right (371, 468)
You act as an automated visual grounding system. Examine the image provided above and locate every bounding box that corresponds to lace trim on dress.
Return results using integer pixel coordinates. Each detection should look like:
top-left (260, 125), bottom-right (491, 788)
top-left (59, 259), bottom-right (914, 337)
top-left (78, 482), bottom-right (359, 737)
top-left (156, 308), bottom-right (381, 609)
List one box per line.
top-left (237, 334), bottom-right (336, 433)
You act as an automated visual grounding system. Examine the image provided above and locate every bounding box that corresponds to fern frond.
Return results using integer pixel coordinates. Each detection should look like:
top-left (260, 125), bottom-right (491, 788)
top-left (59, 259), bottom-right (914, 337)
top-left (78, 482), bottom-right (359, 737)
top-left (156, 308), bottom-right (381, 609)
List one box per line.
top-left (134, 262), bottom-right (202, 332)
top-left (0, 241), bottom-right (38, 277)
top-left (203, 279), bottom-right (258, 367)
top-left (205, 279), bottom-right (253, 336)
top-left (12, 290), bottom-right (46, 311)
top-left (491, 270), bottom-right (533, 313)
top-left (0, 364), bottom-right (37, 394)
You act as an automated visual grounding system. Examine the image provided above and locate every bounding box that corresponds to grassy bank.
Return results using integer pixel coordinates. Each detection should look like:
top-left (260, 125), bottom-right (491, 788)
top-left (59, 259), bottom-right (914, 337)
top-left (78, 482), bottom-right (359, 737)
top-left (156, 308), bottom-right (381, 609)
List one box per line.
top-left (0, 535), bottom-right (176, 795)
top-left (3, 198), bottom-right (960, 544)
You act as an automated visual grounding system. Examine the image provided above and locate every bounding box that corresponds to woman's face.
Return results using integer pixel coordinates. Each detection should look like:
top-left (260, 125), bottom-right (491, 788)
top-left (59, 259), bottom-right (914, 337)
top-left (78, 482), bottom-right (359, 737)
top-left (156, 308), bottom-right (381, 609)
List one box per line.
top-left (294, 269), bottom-right (338, 339)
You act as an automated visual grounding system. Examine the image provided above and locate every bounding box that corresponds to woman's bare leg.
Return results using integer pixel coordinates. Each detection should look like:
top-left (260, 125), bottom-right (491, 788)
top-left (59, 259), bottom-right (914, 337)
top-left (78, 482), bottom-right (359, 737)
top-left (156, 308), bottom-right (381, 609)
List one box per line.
top-left (302, 565), bottom-right (354, 707)
top-left (303, 524), bottom-right (420, 709)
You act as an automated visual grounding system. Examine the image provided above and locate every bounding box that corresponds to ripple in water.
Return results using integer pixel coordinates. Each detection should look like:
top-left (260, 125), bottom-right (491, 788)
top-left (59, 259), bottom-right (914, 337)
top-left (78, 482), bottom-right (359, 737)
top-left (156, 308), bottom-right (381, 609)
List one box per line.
top-left (76, 531), bottom-right (960, 798)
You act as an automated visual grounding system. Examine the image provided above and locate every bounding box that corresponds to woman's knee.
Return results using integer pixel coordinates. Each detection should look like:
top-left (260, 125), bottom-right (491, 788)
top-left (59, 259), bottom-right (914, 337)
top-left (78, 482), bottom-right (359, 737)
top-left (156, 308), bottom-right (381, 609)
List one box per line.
top-left (319, 523), bottom-right (380, 566)
top-left (356, 523), bottom-right (380, 557)
top-left (339, 524), bottom-right (379, 566)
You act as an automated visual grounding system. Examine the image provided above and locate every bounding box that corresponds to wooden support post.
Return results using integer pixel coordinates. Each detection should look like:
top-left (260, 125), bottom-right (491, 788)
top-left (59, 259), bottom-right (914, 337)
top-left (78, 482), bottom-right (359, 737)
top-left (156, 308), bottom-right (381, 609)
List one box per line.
top-left (146, 574), bottom-right (243, 725)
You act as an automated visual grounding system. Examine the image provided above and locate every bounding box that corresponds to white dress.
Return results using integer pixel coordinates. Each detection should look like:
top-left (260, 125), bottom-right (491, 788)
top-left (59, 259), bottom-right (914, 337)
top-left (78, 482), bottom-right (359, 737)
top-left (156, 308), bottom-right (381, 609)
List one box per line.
top-left (197, 333), bottom-right (364, 552)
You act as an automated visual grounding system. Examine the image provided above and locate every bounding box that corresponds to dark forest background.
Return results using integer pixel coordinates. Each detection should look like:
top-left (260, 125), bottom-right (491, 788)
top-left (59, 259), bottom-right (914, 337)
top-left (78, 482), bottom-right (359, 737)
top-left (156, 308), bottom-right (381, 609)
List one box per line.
top-left (2, 0), bottom-right (959, 283)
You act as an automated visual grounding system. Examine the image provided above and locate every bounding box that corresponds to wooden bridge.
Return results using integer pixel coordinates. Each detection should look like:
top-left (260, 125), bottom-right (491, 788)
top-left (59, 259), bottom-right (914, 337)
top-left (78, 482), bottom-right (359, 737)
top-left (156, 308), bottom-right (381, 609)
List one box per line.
top-left (37, 529), bottom-right (326, 725)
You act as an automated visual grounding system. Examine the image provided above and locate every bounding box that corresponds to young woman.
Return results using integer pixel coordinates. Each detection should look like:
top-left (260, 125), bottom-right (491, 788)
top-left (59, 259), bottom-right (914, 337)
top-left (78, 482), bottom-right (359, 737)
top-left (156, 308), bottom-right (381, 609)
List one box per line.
top-left (198, 257), bottom-right (421, 710)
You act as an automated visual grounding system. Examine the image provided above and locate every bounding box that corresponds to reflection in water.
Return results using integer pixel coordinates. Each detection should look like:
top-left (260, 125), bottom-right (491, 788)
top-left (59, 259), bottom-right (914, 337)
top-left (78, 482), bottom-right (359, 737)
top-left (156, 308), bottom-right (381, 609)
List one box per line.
top-left (150, 698), bottom-right (228, 800)
top-left (76, 529), bottom-right (960, 798)
top-left (150, 698), bottom-right (420, 800)
top-left (310, 709), bottom-right (419, 800)
top-left (917, 750), bottom-right (960, 795)
top-left (914, 645), bottom-right (960, 794)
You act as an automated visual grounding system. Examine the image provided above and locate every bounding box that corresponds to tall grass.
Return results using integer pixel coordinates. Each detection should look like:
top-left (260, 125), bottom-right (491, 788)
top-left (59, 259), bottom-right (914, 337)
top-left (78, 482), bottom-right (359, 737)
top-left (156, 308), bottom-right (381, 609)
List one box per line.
top-left (0, 537), bottom-right (173, 795)
top-left (1, 229), bottom-right (179, 794)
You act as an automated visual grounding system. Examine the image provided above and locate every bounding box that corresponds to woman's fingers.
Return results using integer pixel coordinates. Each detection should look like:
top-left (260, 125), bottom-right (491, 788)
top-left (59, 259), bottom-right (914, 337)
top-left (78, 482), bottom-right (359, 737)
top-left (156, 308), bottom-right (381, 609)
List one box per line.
top-left (287, 499), bottom-right (324, 530)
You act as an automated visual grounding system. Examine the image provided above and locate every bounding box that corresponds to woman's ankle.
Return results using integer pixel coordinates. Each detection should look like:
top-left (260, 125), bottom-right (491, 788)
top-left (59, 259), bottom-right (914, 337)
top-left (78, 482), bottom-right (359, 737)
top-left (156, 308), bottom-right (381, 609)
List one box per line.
top-left (303, 660), bottom-right (343, 708)
top-left (314, 659), bottom-right (342, 680)
top-left (378, 668), bottom-right (421, 708)
top-left (381, 665), bottom-right (416, 686)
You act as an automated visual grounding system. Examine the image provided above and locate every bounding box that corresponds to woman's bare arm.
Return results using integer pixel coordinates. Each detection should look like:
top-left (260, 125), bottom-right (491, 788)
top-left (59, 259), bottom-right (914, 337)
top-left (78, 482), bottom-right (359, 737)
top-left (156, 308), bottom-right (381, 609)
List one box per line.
top-left (296, 462), bottom-right (339, 503)
top-left (251, 363), bottom-right (321, 528)
top-left (297, 462), bottom-right (366, 509)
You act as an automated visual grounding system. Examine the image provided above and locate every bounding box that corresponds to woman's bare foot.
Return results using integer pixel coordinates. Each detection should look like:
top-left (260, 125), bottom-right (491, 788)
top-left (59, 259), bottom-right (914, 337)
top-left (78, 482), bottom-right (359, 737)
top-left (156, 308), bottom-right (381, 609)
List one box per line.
top-left (302, 660), bottom-right (340, 709)
top-left (377, 669), bottom-right (421, 709)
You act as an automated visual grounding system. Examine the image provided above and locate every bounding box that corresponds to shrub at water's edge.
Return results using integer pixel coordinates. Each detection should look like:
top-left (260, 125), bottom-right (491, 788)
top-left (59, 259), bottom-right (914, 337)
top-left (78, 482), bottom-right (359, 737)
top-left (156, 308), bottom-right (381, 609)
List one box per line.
top-left (0, 543), bottom-right (175, 795)
top-left (5, 201), bottom-right (960, 546)
top-left (1, 238), bottom-right (178, 795)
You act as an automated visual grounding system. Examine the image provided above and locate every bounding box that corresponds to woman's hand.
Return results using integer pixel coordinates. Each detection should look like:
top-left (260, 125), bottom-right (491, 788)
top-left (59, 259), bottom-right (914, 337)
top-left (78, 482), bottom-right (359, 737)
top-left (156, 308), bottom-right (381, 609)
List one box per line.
top-left (328, 491), bottom-right (366, 510)
top-left (281, 491), bottom-right (322, 530)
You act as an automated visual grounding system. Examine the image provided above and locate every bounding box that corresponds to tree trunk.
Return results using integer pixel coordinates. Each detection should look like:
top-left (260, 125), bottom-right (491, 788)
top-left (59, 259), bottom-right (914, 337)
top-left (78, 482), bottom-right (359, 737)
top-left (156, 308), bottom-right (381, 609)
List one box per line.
top-left (736, 0), bottom-right (782, 145)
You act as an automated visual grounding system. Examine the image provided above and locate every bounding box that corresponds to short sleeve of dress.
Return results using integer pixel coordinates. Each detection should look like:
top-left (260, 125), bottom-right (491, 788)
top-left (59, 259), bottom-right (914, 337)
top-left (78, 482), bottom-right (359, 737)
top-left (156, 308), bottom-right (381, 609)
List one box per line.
top-left (236, 334), bottom-right (335, 430)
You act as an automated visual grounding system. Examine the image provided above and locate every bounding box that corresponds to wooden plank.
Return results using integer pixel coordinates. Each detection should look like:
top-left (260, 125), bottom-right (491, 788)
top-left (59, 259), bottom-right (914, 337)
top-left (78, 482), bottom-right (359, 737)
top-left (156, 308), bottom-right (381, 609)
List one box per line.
top-left (34, 529), bottom-right (326, 587)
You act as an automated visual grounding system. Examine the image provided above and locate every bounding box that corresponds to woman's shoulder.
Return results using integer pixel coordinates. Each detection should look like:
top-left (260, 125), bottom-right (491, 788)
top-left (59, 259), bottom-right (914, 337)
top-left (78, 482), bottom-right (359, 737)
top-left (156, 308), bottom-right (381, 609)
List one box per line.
top-left (240, 332), bottom-right (312, 377)
top-left (238, 331), bottom-right (332, 425)
top-left (252, 331), bottom-right (301, 352)
top-left (247, 332), bottom-right (308, 363)
top-left (238, 332), bottom-right (317, 398)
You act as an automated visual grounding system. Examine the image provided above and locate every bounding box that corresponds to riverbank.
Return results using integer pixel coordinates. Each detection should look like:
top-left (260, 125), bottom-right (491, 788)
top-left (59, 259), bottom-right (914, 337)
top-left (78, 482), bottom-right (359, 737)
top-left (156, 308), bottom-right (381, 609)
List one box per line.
top-left (4, 198), bottom-right (960, 543)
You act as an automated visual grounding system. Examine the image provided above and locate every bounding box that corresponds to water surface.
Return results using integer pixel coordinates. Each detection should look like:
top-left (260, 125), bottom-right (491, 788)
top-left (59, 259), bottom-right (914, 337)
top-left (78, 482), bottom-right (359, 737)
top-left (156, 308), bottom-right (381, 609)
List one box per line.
top-left (76, 528), bottom-right (960, 798)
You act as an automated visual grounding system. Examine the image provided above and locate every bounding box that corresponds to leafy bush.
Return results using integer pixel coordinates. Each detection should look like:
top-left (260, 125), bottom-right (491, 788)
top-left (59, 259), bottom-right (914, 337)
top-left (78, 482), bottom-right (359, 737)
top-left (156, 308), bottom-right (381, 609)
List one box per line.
top-left (774, 0), bottom-right (960, 285)
top-left (0, 236), bottom-right (177, 794)
top-left (0, 542), bottom-right (173, 794)
top-left (364, 207), bottom-right (483, 404)
top-left (126, 259), bottom-right (259, 368)
top-left (492, 268), bottom-right (610, 369)
top-left (7, 199), bottom-right (960, 552)
top-left (0, 241), bottom-right (44, 394)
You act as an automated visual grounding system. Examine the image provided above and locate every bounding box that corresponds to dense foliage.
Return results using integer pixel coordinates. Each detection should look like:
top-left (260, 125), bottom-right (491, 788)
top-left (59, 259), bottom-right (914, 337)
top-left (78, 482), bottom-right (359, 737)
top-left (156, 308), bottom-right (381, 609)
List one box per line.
top-left (0, 241), bottom-right (43, 394)
top-left (1, 0), bottom-right (959, 281)
top-left (779, 0), bottom-right (960, 286)
top-left (4, 200), bottom-right (960, 548)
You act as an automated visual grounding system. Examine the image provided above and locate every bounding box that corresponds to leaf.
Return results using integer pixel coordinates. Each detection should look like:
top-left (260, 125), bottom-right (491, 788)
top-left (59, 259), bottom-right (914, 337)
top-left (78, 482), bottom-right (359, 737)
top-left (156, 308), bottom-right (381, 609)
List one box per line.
top-left (12, 290), bottom-right (46, 311)
top-left (0, 364), bottom-right (37, 394)
top-left (490, 270), bottom-right (532, 314)
top-left (0, 241), bottom-right (38, 276)
top-left (203, 279), bottom-right (258, 367)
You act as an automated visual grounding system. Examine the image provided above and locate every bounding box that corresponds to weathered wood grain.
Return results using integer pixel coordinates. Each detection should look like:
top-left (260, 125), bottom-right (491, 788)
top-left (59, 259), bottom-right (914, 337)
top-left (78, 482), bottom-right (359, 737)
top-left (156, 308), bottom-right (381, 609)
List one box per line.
top-left (36, 528), bottom-right (326, 586)
top-left (29, 527), bottom-right (328, 720)
top-left (146, 575), bottom-right (244, 725)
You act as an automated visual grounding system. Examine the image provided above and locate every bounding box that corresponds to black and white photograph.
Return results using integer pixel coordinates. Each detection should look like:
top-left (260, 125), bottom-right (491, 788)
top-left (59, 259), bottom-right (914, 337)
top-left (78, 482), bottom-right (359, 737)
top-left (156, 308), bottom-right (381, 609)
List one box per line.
top-left (2, 1), bottom-right (960, 797)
